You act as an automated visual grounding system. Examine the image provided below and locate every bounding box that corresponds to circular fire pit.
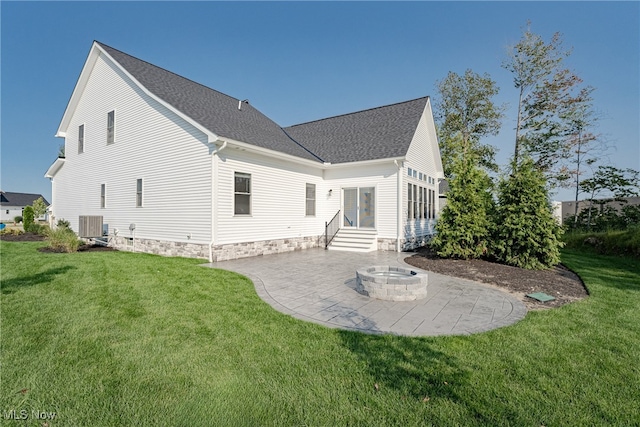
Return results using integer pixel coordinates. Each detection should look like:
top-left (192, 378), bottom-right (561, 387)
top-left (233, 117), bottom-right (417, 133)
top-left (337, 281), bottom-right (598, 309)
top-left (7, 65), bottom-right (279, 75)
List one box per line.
top-left (356, 266), bottom-right (428, 301)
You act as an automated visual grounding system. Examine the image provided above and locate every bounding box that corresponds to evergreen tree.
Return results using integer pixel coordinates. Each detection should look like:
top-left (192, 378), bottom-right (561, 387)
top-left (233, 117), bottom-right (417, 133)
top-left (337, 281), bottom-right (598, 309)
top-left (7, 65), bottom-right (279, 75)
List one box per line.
top-left (431, 149), bottom-right (494, 259)
top-left (492, 156), bottom-right (563, 269)
top-left (23, 206), bottom-right (35, 233)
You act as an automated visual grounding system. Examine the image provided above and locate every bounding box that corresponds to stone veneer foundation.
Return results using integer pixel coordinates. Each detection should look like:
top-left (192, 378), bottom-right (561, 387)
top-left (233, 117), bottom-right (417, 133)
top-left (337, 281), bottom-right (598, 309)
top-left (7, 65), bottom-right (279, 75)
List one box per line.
top-left (107, 234), bottom-right (427, 261)
top-left (110, 235), bottom-right (323, 261)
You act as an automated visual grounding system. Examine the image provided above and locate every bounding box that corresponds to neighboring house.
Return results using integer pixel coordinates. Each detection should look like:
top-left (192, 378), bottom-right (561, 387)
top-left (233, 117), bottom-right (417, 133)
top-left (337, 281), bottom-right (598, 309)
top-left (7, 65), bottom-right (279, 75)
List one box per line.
top-left (45, 41), bottom-right (444, 262)
top-left (0, 191), bottom-right (49, 222)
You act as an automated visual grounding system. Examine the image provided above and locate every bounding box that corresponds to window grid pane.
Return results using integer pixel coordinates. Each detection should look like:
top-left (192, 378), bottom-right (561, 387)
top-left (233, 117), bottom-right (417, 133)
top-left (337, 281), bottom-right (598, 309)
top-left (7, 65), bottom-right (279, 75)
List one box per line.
top-left (107, 111), bottom-right (115, 144)
top-left (234, 172), bottom-right (251, 215)
top-left (305, 183), bottom-right (315, 216)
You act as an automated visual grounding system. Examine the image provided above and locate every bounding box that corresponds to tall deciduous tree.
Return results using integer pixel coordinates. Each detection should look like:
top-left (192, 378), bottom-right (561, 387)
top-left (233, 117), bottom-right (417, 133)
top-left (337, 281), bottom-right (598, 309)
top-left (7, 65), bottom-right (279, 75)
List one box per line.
top-left (32, 197), bottom-right (47, 219)
top-left (502, 22), bottom-right (583, 185)
top-left (434, 69), bottom-right (504, 176)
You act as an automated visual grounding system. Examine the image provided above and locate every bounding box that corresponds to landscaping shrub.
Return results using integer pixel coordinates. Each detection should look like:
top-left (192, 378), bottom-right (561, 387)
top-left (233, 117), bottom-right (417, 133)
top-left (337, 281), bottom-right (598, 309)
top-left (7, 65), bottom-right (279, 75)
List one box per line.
top-left (22, 206), bottom-right (35, 232)
top-left (563, 226), bottom-right (640, 258)
top-left (0, 228), bottom-right (23, 236)
top-left (56, 218), bottom-right (71, 229)
top-left (430, 152), bottom-right (494, 259)
top-left (492, 156), bottom-right (563, 269)
top-left (30, 223), bottom-right (50, 236)
top-left (46, 227), bottom-right (82, 253)
top-left (13, 215), bottom-right (22, 223)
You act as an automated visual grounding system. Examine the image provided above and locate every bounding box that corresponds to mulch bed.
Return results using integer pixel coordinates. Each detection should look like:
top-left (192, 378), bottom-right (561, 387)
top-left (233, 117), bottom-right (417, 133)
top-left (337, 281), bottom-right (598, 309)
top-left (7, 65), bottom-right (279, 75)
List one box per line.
top-left (37, 244), bottom-right (117, 253)
top-left (405, 247), bottom-right (589, 310)
top-left (0, 232), bottom-right (46, 242)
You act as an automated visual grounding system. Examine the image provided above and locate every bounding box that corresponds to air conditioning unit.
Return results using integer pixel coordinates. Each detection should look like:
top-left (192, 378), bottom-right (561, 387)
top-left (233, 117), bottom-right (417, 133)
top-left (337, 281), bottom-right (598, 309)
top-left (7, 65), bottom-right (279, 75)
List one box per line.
top-left (79, 215), bottom-right (103, 238)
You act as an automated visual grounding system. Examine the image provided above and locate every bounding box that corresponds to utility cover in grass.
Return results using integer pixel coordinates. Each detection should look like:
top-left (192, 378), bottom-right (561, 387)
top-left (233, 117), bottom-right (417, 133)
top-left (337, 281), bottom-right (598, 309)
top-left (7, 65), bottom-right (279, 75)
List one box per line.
top-left (526, 292), bottom-right (556, 302)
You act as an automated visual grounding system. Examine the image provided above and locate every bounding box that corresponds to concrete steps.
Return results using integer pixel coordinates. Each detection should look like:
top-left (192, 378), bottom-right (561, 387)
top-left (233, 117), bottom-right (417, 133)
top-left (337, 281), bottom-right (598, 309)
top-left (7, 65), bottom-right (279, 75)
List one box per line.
top-left (328, 229), bottom-right (377, 252)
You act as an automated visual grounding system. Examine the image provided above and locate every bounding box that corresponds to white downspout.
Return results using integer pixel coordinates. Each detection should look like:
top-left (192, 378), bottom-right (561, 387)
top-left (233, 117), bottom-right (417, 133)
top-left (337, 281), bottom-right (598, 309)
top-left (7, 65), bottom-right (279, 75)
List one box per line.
top-left (394, 160), bottom-right (403, 252)
top-left (209, 140), bottom-right (228, 262)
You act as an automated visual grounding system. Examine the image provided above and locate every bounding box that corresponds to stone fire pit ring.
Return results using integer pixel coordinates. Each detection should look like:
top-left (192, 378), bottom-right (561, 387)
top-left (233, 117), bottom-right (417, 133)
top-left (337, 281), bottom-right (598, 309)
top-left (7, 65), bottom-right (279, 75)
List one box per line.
top-left (356, 265), bottom-right (428, 301)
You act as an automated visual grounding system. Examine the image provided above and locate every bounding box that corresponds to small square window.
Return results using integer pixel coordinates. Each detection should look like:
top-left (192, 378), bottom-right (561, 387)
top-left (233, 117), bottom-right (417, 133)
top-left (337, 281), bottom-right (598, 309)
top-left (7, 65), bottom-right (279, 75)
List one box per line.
top-left (419, 172), bottom-right (423, 180)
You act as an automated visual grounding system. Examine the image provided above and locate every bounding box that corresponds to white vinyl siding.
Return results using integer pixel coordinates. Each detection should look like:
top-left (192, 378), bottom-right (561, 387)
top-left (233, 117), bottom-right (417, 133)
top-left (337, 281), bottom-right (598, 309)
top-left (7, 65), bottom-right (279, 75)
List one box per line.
top-left (216, 151), bottom-right (325, 244)
top-left (305, 183), bottom-right (316, 216)
top-left (403, 99), bottom-right (443, 241)
top-left (51, 53), bottom-right (211, 244)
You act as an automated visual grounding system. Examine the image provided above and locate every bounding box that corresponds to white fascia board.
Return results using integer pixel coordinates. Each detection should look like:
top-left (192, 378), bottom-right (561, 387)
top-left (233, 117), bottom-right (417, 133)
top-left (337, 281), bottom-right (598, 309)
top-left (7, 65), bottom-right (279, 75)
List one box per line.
top-left (220, 137), bottom-right (325, 168)
top-left (57, 42), bottom-right (219, 144)
top-left (326, 156), bottom-right (406, 169)
top-left (56, 44), bottom-right (101, 138)
top-left (44, 158), bottom-right (66, 178)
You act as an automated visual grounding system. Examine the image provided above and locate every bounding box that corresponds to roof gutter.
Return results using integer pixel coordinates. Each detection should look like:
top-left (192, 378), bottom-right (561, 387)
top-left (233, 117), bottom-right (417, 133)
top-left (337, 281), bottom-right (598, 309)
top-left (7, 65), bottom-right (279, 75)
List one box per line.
top-left (209, 139), bottom-right (228, 263)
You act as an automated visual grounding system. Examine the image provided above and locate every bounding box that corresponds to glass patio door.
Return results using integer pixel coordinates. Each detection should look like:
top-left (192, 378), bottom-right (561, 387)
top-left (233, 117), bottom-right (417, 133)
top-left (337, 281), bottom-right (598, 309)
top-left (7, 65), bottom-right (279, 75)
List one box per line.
top-left (342, 187), bottom-right (375, 229)
top-left (343, 188), bottom-right (357, 227)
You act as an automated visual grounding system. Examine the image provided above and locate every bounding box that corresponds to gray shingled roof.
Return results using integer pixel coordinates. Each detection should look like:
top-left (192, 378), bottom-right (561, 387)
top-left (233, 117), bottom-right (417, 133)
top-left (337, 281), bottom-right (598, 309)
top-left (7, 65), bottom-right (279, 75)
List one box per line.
top-left (0, 192), bottom-right (49, 207)
top-left (97, 42), bottom-right (428, 165)
top-left (97, 42), bottom-right (321, 162)
top-left (284, 97), bottom-right (429, 164)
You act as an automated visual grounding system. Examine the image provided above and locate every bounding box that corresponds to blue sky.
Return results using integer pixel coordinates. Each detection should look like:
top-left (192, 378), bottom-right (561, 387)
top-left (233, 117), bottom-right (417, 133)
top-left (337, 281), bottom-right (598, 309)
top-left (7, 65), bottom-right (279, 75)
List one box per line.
top-left (2, 1), bottom-right (638, 203)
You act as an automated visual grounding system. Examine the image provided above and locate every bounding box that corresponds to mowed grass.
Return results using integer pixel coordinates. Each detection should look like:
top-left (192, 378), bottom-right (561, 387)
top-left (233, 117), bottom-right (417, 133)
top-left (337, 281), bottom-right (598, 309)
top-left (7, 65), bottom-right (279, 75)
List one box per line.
top-left (1, 242), bottom-right (639, 426)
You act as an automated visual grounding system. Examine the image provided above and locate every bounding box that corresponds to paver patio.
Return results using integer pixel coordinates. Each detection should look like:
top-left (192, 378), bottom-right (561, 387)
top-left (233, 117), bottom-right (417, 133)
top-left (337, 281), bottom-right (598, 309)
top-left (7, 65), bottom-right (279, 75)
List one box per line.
top-left (205, 248), bottom-right (527, 336)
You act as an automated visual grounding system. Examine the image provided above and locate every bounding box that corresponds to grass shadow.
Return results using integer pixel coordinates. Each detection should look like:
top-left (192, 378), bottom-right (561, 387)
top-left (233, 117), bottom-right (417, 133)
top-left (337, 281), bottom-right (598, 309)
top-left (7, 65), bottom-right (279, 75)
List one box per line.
top-left (1, 265), bottom-right (75, 294)
top-left (561, 249), bottom-right (640, 293)
top-left (338, 330), bottom-right (468, 402)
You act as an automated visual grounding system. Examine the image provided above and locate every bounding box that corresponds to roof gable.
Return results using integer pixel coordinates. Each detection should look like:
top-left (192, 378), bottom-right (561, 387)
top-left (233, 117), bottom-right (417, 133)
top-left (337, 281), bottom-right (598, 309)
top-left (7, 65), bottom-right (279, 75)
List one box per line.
top-left (58, 42), bottom-right (435, 166)
top-left (95, 43), bottom-right (321, 162)
top-left (284, 97), bottom-right (429, 164)
top-left (0, 192), bottom-right (49, 207)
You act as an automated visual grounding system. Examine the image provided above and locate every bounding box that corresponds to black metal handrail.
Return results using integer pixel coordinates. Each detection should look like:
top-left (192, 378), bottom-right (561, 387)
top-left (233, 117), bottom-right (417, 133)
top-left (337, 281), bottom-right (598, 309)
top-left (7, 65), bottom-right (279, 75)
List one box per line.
top-left (325, 210), bottom-right (341, 249)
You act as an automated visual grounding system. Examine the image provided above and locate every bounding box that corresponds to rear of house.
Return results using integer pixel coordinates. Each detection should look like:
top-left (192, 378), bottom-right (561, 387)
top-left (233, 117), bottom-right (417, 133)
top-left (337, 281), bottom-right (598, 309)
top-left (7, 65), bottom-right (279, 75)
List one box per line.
top-left (46, 41), bottom-right (443, 261)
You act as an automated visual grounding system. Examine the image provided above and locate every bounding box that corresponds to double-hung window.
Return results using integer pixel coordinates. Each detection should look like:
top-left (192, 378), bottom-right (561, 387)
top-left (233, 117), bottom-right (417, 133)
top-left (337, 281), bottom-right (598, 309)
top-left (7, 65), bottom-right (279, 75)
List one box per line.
top-left (78, 124), bottom-right (84, 154)
top-left (107, 110), bottom-right (115, 144)
top-left (136, 179), bottom-right (143, 207)
top-left (101, 184), bottom-right (106, 208)
top-left (305, 183), bottom-right (316, 216)
top-left (234, 172), bottom-right (251, 215)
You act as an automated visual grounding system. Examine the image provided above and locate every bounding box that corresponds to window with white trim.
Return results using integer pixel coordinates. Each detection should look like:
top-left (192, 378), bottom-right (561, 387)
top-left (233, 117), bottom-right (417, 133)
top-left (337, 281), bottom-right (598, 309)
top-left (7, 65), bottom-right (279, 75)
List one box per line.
top-left (136, 179), bottom-right (143, 207)
top-left (107, 110), bottom-right (115, 144)
top-left (78, 124), bottom-right (84, 154)
top-left (305, 183), bottom-right (316, 216)
top-left (234, 172), bottom-right (251, 215)
top-left (100, 184), bottom-right (106, 208)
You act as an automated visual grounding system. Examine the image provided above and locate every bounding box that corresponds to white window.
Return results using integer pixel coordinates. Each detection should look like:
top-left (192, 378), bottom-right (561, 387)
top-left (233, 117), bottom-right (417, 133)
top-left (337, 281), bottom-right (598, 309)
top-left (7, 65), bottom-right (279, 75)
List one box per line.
top-left (101, 184), bottom-right (106, 208)
top-left (78, 124), bottom-right (84, 154)
top-left (136, 179), bottom-right (143, 207)
top-left (107, 110), bottom-right (115, 144)
top-left (305, 183), bottom-right (316, 216)
top-left (407, 168), bottom-right (412, 177)
top-left (234, 172), bottom-right (251, 215)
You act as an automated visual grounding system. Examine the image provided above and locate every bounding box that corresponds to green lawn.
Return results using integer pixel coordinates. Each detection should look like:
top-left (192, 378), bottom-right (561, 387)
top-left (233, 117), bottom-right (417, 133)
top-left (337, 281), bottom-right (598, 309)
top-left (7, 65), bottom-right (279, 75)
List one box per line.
top-left (1, 242), bottom-right (639, 426)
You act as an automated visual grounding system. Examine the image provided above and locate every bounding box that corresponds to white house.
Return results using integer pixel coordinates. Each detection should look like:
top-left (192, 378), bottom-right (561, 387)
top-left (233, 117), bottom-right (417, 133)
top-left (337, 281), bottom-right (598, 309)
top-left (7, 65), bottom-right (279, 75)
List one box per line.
top-left (45, 41), bottom-right (444, 262)
top-left (0, 191), bottom-right (49, 222)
